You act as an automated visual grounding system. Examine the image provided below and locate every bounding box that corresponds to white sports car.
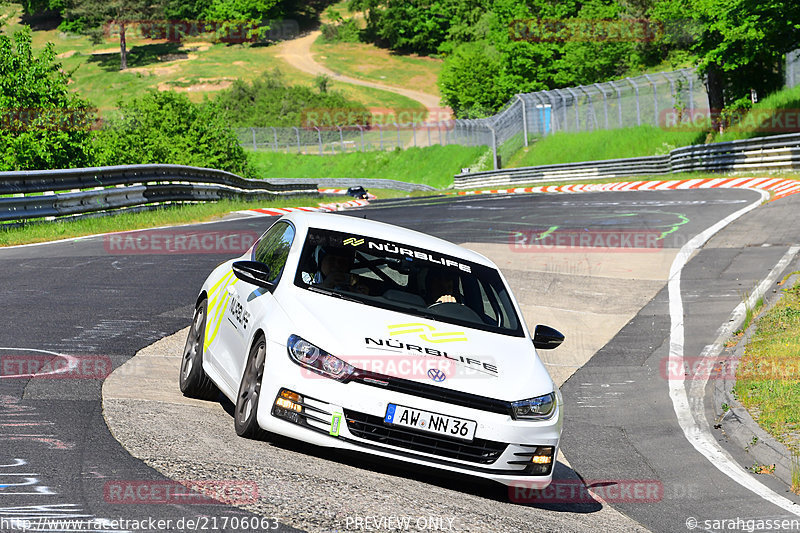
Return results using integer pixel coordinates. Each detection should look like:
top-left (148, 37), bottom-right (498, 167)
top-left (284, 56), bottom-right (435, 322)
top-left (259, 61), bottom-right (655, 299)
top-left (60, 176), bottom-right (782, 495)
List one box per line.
top-left (180, 211), bottom-right (564, 487)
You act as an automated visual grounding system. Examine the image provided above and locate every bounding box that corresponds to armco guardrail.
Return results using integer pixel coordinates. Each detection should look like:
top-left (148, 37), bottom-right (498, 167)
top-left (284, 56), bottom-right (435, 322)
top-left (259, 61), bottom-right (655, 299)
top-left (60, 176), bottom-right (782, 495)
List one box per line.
top-left (0, 164), bottom-right (316, 222)
top-left (454, 155), bottom-right (670, 189)
top-left (268, 177), bottom-right (437, 192)
top-left (454, 132), bottom-right (800, 189)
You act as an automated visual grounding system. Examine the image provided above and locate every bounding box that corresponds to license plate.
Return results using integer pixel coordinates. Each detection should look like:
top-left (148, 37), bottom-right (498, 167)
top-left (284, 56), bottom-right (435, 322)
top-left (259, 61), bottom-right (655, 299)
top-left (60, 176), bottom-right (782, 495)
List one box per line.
top-left (384, 404), bottom-right (476, 442)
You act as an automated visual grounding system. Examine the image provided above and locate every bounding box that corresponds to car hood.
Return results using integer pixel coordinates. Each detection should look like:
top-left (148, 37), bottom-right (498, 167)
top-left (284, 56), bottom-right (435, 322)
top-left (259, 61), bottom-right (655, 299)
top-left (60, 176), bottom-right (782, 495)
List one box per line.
top-left (276, 287), bottom-right (556, 401)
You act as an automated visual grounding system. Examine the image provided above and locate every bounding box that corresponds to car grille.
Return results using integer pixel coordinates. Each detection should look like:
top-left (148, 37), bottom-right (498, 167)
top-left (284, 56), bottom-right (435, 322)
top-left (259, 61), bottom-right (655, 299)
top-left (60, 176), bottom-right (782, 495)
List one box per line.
top-left (351, 370), bottom-right (512, 415)
top-left (343, 409), bottom-right (506, 464)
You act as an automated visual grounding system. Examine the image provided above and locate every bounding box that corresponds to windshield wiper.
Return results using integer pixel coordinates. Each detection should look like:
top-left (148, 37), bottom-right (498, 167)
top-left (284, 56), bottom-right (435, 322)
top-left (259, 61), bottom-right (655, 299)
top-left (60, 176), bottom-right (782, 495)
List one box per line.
top-left (305, 284), bottom-right (362, 304)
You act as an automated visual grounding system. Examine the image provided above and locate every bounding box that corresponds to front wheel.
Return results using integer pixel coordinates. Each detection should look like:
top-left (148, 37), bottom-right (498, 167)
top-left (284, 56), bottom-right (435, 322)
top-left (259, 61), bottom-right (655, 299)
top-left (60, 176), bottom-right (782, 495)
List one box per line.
top-left (235, 334), bottom-right (266, 438)
top-left (179, 299), bottom-right (219, 400)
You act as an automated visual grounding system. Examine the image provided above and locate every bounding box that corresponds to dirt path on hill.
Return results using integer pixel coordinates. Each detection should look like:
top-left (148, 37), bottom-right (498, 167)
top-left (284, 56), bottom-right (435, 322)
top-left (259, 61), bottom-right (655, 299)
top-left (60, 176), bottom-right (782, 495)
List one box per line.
top-left (273, 30), bottom-right (451, 121)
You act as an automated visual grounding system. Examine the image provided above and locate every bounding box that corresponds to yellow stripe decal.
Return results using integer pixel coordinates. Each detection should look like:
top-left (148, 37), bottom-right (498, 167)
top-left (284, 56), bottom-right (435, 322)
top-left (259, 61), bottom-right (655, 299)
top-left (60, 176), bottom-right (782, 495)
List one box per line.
top-left (204, 271), bottom-right (234, 351)
top-left (387, 322), bottom-right (468, 343)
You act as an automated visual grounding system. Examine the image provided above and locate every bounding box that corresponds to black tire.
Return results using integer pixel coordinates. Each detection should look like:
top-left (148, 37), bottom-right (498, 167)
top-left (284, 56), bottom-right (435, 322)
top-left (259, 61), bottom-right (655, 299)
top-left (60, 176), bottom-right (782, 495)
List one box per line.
top-left (235, 334), bottom-right (266, 438)
top-left (179, 299), bottom-right (219, 400)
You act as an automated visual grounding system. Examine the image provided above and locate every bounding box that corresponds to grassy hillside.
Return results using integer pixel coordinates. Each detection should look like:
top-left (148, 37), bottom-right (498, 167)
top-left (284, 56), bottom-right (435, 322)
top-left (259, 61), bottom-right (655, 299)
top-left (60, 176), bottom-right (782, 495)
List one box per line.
top-left (312, 39), bottom-right (443, 99)
top-left (1, 3), bottom-right (423, 113)
top-left (248, 145), bottom-right (488, 189)
top-left (506, 125), bottom-right (706, 168)
top-left (715, 85), bottom-right (800, 142)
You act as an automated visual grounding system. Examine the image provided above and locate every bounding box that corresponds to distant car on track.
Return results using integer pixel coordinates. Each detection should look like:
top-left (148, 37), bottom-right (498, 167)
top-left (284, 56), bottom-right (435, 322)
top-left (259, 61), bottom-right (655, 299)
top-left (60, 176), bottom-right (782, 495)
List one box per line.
top-left (346, 186), bottom-right (369, 199)
top-left (180, 211), bottom-right (564, 487)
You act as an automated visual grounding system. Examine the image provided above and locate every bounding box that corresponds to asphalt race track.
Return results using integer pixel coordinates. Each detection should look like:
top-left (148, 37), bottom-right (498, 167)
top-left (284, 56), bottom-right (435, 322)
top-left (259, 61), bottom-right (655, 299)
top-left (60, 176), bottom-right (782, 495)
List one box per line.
top-left (1, 188), bottom-right (799, 532)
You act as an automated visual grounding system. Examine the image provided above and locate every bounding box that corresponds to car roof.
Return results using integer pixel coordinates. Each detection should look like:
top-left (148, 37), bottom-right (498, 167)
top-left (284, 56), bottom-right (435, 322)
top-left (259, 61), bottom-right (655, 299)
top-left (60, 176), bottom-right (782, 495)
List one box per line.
top-left (279, 211), bottom-right (495, 268)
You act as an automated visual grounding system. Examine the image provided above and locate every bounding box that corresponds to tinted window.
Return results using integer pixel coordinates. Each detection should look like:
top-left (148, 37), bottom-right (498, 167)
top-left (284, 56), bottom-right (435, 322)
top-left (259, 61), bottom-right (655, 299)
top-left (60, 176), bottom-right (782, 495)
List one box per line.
top-left (293, 228), bottom-right (523, 337)
top-left (253, 221), bottom-right (295, 284)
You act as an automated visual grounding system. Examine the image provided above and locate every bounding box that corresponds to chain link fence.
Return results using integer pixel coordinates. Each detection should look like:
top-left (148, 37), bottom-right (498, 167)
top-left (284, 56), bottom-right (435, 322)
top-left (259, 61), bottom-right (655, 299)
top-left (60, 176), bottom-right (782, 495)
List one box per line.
top-left (237, 51), bottom-right (800, 169)
top-left (458, 68), bottom-right (706, 168)
top-left (235, 122), bottom-right (475, 154)
top-left (787, 50), bottom-right (800, 89)
top-left (238, 68), bottom-right (707, 169)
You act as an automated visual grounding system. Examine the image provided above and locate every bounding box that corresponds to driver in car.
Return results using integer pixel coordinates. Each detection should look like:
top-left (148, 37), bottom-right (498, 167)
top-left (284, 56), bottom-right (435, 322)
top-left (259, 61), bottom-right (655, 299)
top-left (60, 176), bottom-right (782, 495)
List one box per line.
top-left (426, 269), bottom-right (458, 305)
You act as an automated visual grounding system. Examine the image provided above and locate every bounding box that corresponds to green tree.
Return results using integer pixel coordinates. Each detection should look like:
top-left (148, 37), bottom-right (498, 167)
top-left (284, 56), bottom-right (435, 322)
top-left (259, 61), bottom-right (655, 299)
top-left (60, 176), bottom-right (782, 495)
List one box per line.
top-left (0, 28), bottom-right (97, 170)
top-left (437, 41), bottom-right (505, 118)
top-left (652, 0), bottom-right (800, 119)
top-left (349, 0), bottom-right (490, 54)
top-left (214, 70), bottom-right (371, 128)
top-left (93, 91), bottom-right (250, 176)
top-left (66, 0), bottom-right (167, 70)
top-left (199, 0), bottom-right (279, 41)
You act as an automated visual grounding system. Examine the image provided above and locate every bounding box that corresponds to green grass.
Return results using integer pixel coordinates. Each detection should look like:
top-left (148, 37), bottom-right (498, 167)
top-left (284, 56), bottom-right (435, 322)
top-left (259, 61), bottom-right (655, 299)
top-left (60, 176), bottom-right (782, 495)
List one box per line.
top-left (323, 0), bottom-right (355, 19)
top-left (1, 3), bottom-right (424, 114)
top-left (312, 37), bottom-right (443, 99)
top-left (247, 145), bottom-right (487, 189)
top-left (505, 125), bottom-right (707, 168)
top-left (715, 85), bottom-right (800, 142)
top-left (733, 280), bottom-right (800, 454)
top-left (0, 195), bottom-right (341, 246)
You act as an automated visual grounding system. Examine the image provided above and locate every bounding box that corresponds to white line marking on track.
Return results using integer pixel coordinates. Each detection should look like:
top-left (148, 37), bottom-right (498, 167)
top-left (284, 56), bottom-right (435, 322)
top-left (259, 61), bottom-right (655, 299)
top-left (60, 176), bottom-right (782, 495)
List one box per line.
top-left (666, 188), bottom-right (800, 515)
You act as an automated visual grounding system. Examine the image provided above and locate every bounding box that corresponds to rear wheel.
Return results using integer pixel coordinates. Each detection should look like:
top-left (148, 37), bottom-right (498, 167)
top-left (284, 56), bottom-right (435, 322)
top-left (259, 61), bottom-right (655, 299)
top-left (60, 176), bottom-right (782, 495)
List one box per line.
top-left (179, 299), bottom-right (219, 400)
top-left (235, 334), bottom-right (266, 438)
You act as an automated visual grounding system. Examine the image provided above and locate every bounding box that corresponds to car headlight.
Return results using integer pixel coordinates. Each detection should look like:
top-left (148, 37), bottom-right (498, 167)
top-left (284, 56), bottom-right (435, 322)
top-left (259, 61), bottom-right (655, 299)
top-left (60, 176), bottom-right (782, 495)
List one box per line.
top-left (287, 335), bottom-right (354, 382)
top-left (511, 392), bottom-right (556, 420)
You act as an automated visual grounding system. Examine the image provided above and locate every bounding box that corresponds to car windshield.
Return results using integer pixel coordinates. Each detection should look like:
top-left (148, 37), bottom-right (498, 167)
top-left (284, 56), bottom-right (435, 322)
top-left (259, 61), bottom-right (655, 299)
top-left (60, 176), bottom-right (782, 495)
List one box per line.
top-left (293, 228), bottom-right (524, 337)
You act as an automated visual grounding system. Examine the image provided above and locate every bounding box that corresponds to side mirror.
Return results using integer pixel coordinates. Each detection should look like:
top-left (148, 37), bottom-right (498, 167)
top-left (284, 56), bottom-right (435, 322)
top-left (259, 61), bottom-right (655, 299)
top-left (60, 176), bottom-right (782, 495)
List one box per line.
top-left (532, 325), bottom-right (564, 350)
top-left (232, 261), bottom-right (275, 290)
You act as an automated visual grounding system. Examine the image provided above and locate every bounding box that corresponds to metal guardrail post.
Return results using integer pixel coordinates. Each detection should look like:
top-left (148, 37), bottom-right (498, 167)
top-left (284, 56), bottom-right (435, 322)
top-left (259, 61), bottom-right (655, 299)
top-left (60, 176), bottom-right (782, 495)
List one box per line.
top-left (667, 73), bottom-right (678, 118)
top-left (555, 89), bottom-right (569, 132)
top-left (593, 83), bottom-right (609, 129)
top-left (488, 124), bottom-right (498, 170)
top-left (687, 70), bottom-right (696, 112)
top-left (545, 92), bottom-right (559, 132)
top-left (609, 80), bottom-right (623, 128)
top-left (626, 77), bottom-right (641, 126)
top-left (643, 73), bottom-right (659, 125)
top-left (567, 88), bottom-right (580, 131)
top-left (272, 127), bottom-right (278, 151)
top-left (517, 95), bottom-right (529, 147)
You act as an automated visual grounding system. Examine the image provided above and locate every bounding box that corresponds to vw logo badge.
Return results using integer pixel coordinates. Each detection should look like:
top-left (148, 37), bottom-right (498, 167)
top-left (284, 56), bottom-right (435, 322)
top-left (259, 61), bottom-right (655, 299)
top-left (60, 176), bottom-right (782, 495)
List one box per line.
top-left (427, 368), bottom-right (446, 382)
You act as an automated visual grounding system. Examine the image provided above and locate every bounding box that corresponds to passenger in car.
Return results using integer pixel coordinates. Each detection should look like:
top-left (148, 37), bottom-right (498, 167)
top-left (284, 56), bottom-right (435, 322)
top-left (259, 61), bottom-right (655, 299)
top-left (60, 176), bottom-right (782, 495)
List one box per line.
top-left (319, 249), bottom-right (354, 289)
